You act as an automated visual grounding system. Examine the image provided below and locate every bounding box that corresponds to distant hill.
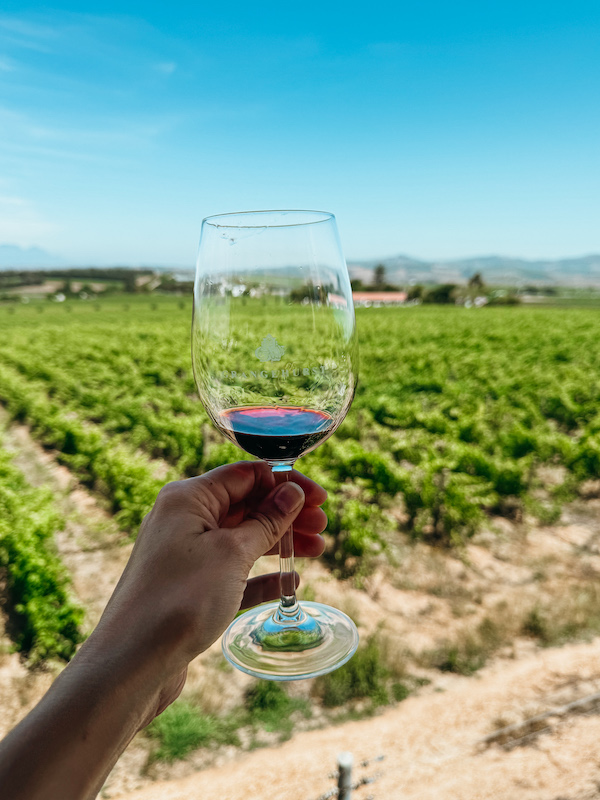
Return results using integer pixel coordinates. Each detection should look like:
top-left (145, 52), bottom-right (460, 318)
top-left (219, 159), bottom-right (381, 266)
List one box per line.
top-left (0, 245), bottom-right (65, 269)
top-left (3, 243), bottom-right (600, 287)
top-left (348, 254), bottom-right (600, 287)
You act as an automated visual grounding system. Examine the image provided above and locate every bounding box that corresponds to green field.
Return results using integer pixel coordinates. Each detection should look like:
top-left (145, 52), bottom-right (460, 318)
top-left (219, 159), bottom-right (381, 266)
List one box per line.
top-left (1, 297), bottom-right (599, 554)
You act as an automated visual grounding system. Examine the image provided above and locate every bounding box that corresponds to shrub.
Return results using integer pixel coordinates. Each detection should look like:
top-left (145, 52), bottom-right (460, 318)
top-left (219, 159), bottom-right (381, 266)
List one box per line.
top-left (324, 496), bottom-right (387, 575)
top-left (423, 284), bottom-right (458, 304)
top-left (146, 701), bottom-right (240, 763)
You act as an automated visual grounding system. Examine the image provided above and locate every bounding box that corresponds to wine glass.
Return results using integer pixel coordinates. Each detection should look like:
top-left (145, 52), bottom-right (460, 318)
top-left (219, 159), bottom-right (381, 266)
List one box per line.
top-left (192, 210), bottom-right (359, 680)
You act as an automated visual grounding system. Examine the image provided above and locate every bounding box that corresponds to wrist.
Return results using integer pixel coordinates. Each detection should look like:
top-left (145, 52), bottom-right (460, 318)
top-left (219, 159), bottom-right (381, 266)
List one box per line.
top-left (72, 621), bottom-right (179, 729)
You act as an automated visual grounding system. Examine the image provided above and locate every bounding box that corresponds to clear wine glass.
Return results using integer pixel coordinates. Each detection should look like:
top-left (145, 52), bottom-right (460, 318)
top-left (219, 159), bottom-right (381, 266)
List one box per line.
top-left (192, 210), bottom-right (359, 680)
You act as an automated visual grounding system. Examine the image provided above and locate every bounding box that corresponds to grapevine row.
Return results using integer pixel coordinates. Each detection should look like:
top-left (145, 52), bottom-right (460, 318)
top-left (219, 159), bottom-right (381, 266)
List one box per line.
top-left (2, 301), bottom-right (600, 556)
top-left (0, 443), bottom-right (83, 663)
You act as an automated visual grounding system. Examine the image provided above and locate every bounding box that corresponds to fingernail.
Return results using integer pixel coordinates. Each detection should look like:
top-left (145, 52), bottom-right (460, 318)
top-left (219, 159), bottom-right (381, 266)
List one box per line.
top-left (274, 482), bottom-right (304, 514)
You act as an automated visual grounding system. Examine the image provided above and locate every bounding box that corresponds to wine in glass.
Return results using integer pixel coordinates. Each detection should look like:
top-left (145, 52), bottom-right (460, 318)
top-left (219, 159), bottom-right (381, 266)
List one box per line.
top-left (192, 210), bottom-right (358, 680)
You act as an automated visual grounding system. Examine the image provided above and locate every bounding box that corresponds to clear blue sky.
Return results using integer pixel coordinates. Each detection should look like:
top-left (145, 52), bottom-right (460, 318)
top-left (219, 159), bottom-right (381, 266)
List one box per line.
top-left (1, 2), bottom-right (599, 265)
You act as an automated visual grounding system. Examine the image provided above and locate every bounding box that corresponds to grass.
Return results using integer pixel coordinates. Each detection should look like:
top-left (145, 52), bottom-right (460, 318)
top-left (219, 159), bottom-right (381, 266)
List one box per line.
top-left (146, 637), bottom-right (418, 764)
top-left (147, 682), bottom-right (313, 763)
top-left (392, 682), bottom-right (411, 701)
top-left (245, 681), bottom-right (311, 740)
top-left (420, 574), bottom-right (600, 677)
top-left (146, 701), bottom-right (240, 763)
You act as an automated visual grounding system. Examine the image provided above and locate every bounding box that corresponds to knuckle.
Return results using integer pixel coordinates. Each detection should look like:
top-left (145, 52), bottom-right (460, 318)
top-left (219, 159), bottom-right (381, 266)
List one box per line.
top-left (202, 476), bottom-right (217, 492)
top-left (158, 480), bottom-right (184, 497)
top-left (156, 480), bottom-right (186, 509)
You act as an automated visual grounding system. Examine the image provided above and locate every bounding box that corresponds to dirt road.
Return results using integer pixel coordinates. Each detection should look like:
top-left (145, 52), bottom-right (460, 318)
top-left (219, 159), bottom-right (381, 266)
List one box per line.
top-left (119, 637), bottom-right (600, 800)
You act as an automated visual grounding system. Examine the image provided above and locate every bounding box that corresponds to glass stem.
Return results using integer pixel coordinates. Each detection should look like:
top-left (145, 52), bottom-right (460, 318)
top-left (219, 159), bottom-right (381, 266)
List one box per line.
top-left (272, 463), bottom-right (300, 616)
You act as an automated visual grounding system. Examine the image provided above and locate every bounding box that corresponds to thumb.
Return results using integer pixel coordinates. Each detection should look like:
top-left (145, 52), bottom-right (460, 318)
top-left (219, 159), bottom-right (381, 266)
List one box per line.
top-left (234, 481), bottom-right (305, 561)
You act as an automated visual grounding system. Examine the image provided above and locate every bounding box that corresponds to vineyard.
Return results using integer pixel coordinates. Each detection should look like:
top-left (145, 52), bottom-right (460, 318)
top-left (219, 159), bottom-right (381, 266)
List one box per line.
top-left (1, 299), bottom-right (599, 537)
top-left (0, 296), bottom-right (599, 666)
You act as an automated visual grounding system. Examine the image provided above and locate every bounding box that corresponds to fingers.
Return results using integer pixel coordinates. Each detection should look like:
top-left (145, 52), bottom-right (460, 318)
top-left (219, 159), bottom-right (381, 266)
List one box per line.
top-left (225, 500), bottom-right (327, 535)
top-left (292, 505), bottom-right (328, 535)
top-left (184, 461), bottom-right (327, 513)
top-left (287, 471), bottom-right (328, 507)
top-left (240, 572), bottom-right (300, 610)
top-left (192, 461), bottom-right (271, 509)
top-left (226, 503), bottom-right (325, 556)
top-left (232, 481), bottom-right (305, 560)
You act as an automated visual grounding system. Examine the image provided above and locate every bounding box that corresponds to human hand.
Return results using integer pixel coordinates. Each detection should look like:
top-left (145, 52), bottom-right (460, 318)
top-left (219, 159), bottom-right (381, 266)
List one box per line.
top-left (78, 460), bottom-right (327, 728)
top-left (0, 461), bottom-right (328, 800)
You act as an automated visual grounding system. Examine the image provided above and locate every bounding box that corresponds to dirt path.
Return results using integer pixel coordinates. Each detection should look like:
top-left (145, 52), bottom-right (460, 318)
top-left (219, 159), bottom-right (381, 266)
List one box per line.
top-left (120, 637), bottom-right (600, 800)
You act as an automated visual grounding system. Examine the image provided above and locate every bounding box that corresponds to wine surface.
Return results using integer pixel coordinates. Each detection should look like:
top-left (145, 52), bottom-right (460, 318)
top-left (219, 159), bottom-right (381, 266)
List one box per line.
top-left (218, 406), bottom-right (334, 461)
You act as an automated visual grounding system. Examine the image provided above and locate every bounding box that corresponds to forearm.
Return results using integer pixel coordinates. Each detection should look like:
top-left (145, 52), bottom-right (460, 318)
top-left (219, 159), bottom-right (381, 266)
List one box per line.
top-left (0, 634), bottom-right (167, 800)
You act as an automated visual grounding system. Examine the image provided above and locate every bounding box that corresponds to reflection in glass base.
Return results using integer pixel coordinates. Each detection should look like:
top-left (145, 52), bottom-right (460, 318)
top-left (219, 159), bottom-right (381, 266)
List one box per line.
top-left (222, 601), bottom-right (359, 681)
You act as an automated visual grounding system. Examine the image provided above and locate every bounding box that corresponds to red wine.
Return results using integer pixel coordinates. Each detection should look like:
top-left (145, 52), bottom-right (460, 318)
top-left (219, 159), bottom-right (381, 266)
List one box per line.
top-left (219, 406), bottom-right (334, 461)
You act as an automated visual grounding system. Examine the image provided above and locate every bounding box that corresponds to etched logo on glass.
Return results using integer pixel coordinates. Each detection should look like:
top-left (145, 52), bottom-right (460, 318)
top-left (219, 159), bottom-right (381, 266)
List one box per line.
top-left (255, 335), bottom-right (285, 363)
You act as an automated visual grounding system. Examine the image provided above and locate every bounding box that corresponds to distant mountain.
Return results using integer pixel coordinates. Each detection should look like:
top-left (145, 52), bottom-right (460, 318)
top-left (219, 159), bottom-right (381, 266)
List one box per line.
top-left (347, 254), bottom-right (600, 287)
top-left (3, 243), bottom-right (600, 286)
top-left (0, 244), bottom-right (66, 268)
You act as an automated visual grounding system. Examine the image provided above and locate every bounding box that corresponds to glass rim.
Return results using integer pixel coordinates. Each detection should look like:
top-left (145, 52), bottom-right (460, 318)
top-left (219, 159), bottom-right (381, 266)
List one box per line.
top-left (202, 209), bottom-right (334, 229)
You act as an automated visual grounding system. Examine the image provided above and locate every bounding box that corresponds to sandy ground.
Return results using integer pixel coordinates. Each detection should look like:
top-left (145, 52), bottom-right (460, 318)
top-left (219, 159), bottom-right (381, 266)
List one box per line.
top-left (119, 638), bottom-right (600, 800)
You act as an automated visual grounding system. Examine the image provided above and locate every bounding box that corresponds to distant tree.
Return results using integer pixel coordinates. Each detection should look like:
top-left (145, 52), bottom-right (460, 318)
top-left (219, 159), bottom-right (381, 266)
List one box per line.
top-left (468, 272), bottom-right (485, 291)
top-left (123, 273), bottom-right (137, 293)
top-left (407, 284), bottom-right (424, 301)
top-left (289, 283), bottom-right (312, 303)
top-left (365, 264), bottom-right (400, 292)
top-left (423, 284), bottom-right (458, 304)
top-left (350, 278), bottom-right (364, 291)
top-left (289, 281), bottom-right (329, 304)
top-left (488, 293), bottom-right (520, 306)
top-left (158, 275), bottom-right (178, 291)
top-left (373, 264), bottom-right (386, 289)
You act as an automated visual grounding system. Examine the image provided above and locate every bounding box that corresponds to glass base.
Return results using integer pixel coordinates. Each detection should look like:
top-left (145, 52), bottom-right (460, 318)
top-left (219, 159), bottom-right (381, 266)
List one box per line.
top-left (222, 601), bottom-right (359, 681)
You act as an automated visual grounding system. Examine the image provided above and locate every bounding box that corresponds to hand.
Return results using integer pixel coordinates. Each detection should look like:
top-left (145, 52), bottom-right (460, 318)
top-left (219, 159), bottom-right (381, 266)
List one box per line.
top-left (0, 461), bottom-right (328, 800)
top-left (81, 460), bottom-right (327, 727)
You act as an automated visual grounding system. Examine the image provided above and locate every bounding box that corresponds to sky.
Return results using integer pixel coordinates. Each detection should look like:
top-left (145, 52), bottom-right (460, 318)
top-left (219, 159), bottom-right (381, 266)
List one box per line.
top-left (1, 1), bottom-right (600, 266)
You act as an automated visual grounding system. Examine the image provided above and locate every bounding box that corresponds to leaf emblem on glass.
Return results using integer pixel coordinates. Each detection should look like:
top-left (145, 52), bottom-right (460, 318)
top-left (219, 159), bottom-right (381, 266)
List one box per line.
top-left (255, 334), bottom-right (285, 363)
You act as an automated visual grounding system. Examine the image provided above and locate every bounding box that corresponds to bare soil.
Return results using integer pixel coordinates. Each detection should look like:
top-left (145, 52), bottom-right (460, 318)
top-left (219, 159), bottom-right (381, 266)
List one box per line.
top-left (120, 638), bottom-right (600, 800)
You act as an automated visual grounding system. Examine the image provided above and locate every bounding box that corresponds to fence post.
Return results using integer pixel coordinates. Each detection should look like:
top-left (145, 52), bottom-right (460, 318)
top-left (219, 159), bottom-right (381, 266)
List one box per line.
top-left (337, 752), bottom-right (353, 800)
